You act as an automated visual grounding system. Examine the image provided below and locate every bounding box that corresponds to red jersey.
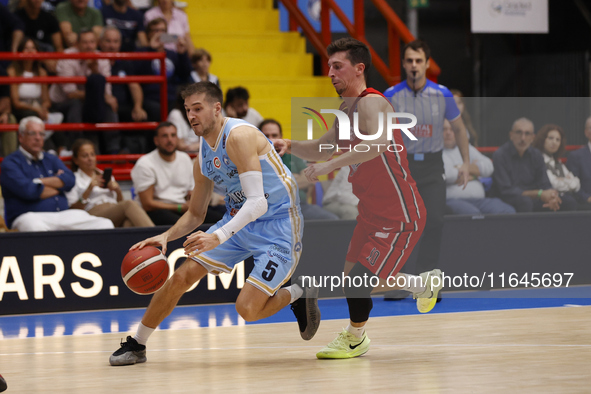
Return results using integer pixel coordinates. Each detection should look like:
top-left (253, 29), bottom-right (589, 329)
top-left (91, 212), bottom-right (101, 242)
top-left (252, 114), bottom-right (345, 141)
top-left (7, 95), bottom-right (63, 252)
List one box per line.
top-left (336, 88), bottom-right (425, 225)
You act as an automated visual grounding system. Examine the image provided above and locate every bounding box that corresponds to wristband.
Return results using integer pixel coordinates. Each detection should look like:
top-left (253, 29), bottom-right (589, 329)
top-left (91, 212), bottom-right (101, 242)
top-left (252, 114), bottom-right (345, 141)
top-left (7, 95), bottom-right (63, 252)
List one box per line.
top-left (537, 189), bottom-right (543, 199)
top-left (177, 204), bottom-right (182, 213)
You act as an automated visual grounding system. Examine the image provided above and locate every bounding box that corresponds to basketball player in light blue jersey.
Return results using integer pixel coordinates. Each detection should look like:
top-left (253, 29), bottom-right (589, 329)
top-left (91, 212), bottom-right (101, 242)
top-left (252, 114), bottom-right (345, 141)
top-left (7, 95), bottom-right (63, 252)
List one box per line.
top-left (109, 82), bottom-right (320, 366)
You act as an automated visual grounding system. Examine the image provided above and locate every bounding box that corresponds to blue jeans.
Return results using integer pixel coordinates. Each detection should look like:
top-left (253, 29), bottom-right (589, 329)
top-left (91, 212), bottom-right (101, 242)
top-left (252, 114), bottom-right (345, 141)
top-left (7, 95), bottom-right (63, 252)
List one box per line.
top-left (447, 198), bottom-right (516, 215)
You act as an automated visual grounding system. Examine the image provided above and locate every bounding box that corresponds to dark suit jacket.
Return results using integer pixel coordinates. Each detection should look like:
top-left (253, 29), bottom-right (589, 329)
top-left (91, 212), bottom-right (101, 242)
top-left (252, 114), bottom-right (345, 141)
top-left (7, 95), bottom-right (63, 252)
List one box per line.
top-left (566, 145), bottom-right (591, 203)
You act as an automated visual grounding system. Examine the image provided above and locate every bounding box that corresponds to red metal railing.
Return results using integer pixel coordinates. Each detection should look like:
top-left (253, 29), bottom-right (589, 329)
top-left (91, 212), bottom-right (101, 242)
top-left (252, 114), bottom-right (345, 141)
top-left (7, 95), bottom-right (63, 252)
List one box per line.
top-left (279, 0), bottom-right (441, 86)
top-left (0, 51), bottom-right (167, 133)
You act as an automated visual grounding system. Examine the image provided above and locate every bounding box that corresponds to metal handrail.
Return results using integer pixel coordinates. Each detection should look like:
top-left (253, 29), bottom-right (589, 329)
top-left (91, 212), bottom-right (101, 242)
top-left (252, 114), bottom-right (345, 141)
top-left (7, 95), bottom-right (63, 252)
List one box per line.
top-left (0, 51), bottom-right (168, 132)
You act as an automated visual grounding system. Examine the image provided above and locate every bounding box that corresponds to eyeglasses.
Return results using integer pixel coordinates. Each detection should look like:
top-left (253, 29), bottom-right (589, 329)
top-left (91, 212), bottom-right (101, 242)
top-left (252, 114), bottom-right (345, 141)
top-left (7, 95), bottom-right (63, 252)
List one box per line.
top-left (512, 130), bottom-right (534, 137)
top-left (24, 131), bottom-right (46, 138)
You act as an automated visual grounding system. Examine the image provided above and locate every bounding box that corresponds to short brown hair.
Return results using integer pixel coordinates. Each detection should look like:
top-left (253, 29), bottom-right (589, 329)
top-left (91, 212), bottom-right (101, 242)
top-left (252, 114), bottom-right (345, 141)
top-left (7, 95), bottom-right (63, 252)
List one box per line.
top-left (327, 37), bottom-right (371, 82)
top-left (147, 18), bottom-right (167, 34)
top-left (533, 124), bottom-right (567, 159)
top-left (181, 82), bottom-right (223, 106)
top-left (191, 48), bottom-right (212, 64)
top-left (403, 39), bottom-right (431, 61)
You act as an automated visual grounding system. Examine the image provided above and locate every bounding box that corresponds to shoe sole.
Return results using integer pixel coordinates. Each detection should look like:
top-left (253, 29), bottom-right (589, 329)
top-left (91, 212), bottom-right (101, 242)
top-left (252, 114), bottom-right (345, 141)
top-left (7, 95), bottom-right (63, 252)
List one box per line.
top-left (301, 285), bottom-right (321, 341)
top-left (417, 270), bottom-right (443, 314)
top-left (316, 339), bottom-right (371, 359)
top-left (109, 354), bottom-right (147, 366)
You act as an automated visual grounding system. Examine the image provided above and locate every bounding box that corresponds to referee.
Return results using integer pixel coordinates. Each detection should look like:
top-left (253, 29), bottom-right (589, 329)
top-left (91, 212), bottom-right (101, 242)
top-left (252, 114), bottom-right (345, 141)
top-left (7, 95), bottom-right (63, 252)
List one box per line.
top-left (384, 40), bottom-right (470, 291)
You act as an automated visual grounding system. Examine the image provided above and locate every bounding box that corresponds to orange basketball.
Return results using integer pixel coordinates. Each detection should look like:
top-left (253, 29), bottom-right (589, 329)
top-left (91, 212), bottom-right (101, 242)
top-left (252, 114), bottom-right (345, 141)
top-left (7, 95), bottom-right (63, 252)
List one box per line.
top-left (121, 246), bottom-right (169, 295)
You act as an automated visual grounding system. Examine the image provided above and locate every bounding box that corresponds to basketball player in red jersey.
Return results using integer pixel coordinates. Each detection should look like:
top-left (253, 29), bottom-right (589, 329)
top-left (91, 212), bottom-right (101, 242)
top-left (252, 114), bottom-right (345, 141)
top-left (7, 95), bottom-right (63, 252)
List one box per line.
top-left (275, 38), bottom-right (442, 359)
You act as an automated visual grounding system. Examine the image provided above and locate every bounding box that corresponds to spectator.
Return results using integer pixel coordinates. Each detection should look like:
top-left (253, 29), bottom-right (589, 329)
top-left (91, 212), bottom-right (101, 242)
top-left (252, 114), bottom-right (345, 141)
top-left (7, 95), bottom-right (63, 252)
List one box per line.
top-left (56, 0), bottom-right (104, 48)
top-left (532, 124), bottom-right (581, 211)
top-left (493, 117), bottom-right (565, 212)
top-left (167, 93), bottom-right (199, 153)
top-left (442, 119), bottom-right (515, 215)
top-left (0, 116), bottom-right (114, 231)
top-left (135, 17), bottom-right (191, 125)
top-left (224, 86), bottom-right (263, 127)
top-left (451, 89), bottom-right (478, 146)
top-left (49, 28), bottom-right (120, 154)
top-left (322, 166), bottom-right (359, 220)
top-left (7, 37), bottom-right (53, 122)
top-left (0, 65), bottom-right (18, 157)
top-left (0, 3), bottom-right (25, 57)
top-left (98, 25), bottom-right (148, 153)
top-left (565, 116), bottom-right (591, 210)
top-left (129, 0), bottom-right (153, 14)
top-left (102, 0), bottom-right (148, 52)
top-left (15, 0), bottom-right (63, 53)
top-left (131, 121), bottom-right (223, 225)
top-left (143, 0), bottom-right (194, 54)
top-left (66, 138), bottom-right (155, 227)
top-left (259, 118), bottom-right (338, 220)
top-left (190, 48), bottom-right (220, 89)
top-left (383, 39), bottom-right (470, 282)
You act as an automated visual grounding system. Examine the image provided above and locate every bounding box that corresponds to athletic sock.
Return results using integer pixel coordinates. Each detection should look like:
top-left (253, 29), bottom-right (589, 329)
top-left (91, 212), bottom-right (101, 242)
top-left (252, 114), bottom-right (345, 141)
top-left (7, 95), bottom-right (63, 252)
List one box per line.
top-left (346, 323), bottom-right (365, 339)
top-left (400, 273), bottom-right (426, 294)
top-left (285, 284), bottom-right (304, 304)
top-left (133, 322), bottom-right (155, 346)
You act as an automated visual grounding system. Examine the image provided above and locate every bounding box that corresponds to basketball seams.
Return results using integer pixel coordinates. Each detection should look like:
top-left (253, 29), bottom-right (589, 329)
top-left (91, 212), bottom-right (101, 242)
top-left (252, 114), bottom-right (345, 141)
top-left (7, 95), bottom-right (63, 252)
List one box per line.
top-left (122, 253), bottom-right (167, 283)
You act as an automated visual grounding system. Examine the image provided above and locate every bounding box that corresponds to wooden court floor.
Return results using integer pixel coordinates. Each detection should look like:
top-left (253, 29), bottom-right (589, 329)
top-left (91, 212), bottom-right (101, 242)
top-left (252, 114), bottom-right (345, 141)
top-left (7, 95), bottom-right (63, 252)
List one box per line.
top-left (1, 306), bottom-right (590, 393)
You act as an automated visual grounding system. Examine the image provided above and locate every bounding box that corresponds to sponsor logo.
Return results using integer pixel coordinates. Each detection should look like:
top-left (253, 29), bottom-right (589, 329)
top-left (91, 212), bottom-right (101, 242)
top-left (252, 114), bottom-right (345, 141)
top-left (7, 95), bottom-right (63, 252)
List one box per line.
top-left (294, 242), bottom-right (302, 252)
top-left (226, 168), bottom-right (239, 178)
top-left (213, 157), bottom-right (221, 169)
top-left (213, 175), bottom-right (223, 185)
top-left (230, 208), bottom-right (239, 216)
top-left (205, 160), bottom-right (214, 175)
top-left (222, 134), bottom-right (227, 149)
top-left (222, 155), bottom-right (230, 166)
top-left (410, 124), bottom-right (433, 138)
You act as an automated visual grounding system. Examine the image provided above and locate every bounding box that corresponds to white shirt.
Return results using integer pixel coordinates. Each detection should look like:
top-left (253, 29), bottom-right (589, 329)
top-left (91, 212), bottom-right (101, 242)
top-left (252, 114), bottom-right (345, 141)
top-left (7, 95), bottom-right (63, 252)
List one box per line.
top-left (542, 153), bottom-right (580, 193)
top-left (131, 149), bottom-right (194, 205)
top-left (443, 144), bottom-right (493, 199)
top-left (322, 167), bottom-right (359, 206)
top-left (65, 168), bottom-right (117, 211)
top-left (221, 107), bottom-right (264, 128)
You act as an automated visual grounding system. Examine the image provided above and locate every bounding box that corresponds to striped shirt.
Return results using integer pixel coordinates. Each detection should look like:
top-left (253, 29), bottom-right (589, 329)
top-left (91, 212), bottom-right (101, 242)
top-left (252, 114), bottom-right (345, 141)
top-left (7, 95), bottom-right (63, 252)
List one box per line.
top-left (384, 80), bottom-right (460, 154)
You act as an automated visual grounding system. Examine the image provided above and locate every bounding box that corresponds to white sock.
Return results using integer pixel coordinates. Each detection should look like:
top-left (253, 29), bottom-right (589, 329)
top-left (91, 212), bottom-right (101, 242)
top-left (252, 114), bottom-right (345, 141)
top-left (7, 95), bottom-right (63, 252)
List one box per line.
top-left (400, 273), bottom-right (426, 294)
top-left (285, 284), bottom-right (304, 304)
top-left (346, 323), bottom-right (365, 339)
top-left (133, 322), bottom-right (155, 346)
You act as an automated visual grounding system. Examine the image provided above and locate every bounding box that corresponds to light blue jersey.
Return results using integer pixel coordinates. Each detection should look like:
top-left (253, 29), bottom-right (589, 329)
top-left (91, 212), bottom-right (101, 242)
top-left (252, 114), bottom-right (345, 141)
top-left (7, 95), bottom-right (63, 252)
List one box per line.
top-left (193, 118), bottom-right (303, 296)
top-left (384, 80), bottom-right (460, 154)
top-left (199, 118), bottom-right (300, 220)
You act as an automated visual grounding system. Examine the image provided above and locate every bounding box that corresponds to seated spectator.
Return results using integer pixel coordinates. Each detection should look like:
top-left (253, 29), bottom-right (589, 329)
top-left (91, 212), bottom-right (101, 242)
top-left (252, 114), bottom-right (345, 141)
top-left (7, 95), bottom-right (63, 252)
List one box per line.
top-left (66, 138), bottom-right (155, 227)
top-left (56, 0), bottom-right (104, 48)
top-left (493, 117), bottom-right (566, 212)
top-left (167, 93), bottom-right (199, 153)
top-left (443, 119), bottom-right (515, 215)
top-left (136, 17), bottom-right (191, 125)
top-left (224, 87), bottom-right (263, 127)
top-left (566, 116), bottom-right (591, 210)
top-left (102, 0), bottom-right (148, 52)
top-left (15, 0), bottom-right (63, 53)
top-left (0, 65), bottom-right (18, 157)
top-left (131, 121), bottom-right (223, 225)
top-left (98, 25), bottom-right (148, 153)
top-left (190, 48), bottom-right (220, 89)
top-left (0, 116), bottom-right (114, 231)
top-left (49, 28), bottom-right (119, 154)
top-left (143, 0), bottom-right (194, 54)
top-left (7, 38), bottom-right (53, 122)
top-left (532, 124), bottom-right (581, 211)
top-left (451, 89), bottom-right (478, 146)
top-left (260, 118), bottom-right (338, 220)
top-left (0, 3), bottom-right (24, 58)
top-left (322, 166), bottom-right (359, 220)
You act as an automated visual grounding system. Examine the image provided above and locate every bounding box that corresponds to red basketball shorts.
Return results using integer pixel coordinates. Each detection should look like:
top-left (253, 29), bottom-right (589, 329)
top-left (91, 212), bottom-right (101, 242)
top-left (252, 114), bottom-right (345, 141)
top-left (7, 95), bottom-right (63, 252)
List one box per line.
top-left (346, 215), bottom-right (426, 280)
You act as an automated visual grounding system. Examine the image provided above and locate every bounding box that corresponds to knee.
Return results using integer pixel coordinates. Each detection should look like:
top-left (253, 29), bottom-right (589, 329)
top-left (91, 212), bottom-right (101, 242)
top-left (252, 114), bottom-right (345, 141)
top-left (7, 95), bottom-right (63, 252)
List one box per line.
top-left (166, 270), bottom-right (195, 295)
top-left (235, 301), bottom-right (260, 322)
